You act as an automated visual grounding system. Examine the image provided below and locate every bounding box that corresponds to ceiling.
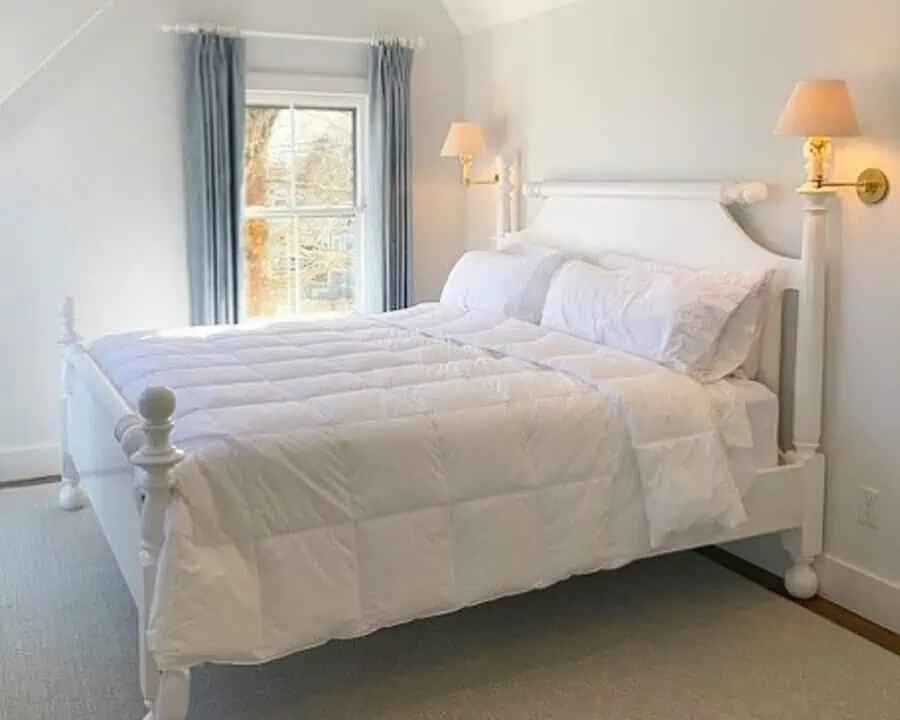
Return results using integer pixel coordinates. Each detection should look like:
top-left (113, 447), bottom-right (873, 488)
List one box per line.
top-left (441, 0), bottom-right (583, 34)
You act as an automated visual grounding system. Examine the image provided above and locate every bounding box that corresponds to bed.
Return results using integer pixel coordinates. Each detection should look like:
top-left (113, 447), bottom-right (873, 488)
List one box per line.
top-left (57, 178), bottom-right (828, 720)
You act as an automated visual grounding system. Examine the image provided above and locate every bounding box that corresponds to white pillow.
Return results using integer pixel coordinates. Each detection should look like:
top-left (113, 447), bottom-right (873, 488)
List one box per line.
top-left (440, 250), bottom-right (565, 324)
top-left (568, 253), bottom-right (773, 380)
top-left (541, 260), bottom-right (772, 381)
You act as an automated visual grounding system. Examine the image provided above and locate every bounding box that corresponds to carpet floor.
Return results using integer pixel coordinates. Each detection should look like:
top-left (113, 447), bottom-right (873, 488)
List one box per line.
top-left (2, 483), bottom-right (900, 720)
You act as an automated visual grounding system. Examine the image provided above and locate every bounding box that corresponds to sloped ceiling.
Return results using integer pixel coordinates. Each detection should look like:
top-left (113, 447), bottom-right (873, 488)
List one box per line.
top-left (441, 0), bottom-right (582, 34)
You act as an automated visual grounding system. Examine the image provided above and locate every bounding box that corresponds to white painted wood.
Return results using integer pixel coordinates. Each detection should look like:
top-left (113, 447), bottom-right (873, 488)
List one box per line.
top-left (526, 180), bottom-right (768, 205)
top-left (776, 187), bottom-right (831, 599)
top-left (246, 72), bottom-right (367, 97)
top-left (784, 561), bottom-right (819, 599)
top-left (67, 342), bottom-right (144, 603)
top-left (818, 553), bottom-right (900, 635)
top-left (793, 188), bottom-right (832, 458)
top-left (651, 462), bottom-right (806, 557)
top-left (0, 444), bottom-right (58, 484)
top-left (147, 668), bottom-right (191, 720)
top-left (58, 297), bottom-right (88, 511)
top-left (82, 471), bottom-right (142, 605)
top-left (509, 157), bottom-right (522, 233)
top-left (497, 156), bottom-right (511, 238)
top-left (131, 387), bottom-right (186, 720)
top-left (781, 450), bottom-right (826, 598)
top-left (68, 349), bottom-right (141, 440)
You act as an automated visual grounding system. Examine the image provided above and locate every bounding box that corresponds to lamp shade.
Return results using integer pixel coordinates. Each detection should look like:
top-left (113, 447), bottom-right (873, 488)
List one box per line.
top-left (441, 122), bottom-right (487, 158)
top-left (774, 79), bottom-right (860, 137)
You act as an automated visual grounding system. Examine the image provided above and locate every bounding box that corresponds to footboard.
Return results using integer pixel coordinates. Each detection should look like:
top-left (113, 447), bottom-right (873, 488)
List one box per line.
top-left (58, 297), bottom-right (190, 719)
top-left (59, 298), bottom-right (145, 601)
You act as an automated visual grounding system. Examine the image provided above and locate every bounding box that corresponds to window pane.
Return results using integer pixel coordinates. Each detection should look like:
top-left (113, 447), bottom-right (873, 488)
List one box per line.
top-left (242, 215), bottom-right (359, 320)
top-left (244, 106), bottom-right (292, 209)
top-left (242, 217), bottom-right (296, 318)
top-left (293, 108), bottom-right (355, 207)
top-left (294, 216), bottom-right (358, 316)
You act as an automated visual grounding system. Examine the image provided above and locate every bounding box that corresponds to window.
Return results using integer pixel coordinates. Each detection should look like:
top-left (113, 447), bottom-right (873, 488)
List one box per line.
top-left (242, 91), bottom-right (366, 320)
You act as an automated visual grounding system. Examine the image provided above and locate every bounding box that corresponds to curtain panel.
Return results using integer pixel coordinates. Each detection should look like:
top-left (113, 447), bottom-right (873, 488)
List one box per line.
top-left (180, 32), bottom-right (246, 325)
top-left (367, 41), bottom-right (415, 312)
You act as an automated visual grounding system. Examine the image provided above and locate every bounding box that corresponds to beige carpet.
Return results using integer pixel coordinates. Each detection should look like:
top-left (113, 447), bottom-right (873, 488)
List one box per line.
top-left (3, 483), bottom-right (900, 720)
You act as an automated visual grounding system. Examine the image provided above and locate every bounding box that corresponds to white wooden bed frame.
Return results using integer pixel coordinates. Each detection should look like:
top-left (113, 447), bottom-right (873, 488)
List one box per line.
top-left (58, 178), bottom-right (830, 720)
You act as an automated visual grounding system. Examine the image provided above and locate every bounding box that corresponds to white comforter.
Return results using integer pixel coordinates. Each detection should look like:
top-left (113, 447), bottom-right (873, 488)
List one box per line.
top-left (88, 304), bottom-right (750, 669)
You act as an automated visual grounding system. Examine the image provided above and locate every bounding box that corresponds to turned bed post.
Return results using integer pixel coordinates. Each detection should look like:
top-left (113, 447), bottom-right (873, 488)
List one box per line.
top-left (58, 296), bottom-right (88, 511)
top-left (782, 186), bottom-right (832, 599)
top-left (131, 387), bottom-right (190, 720)
top-left (495, 155), bottom-right (523, 240)
top-left (496, 156), bottom-right (511, 239)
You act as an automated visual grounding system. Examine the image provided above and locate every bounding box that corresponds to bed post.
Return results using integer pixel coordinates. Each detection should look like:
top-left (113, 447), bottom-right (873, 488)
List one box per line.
top-left (131, 387), bottom-right (190, 720)
top-left (782, 187), bottom-right (832, 599)
top-left (58, 296), bottom-right (88, 511)
top-left (497, 155), bottom-right (511, 240)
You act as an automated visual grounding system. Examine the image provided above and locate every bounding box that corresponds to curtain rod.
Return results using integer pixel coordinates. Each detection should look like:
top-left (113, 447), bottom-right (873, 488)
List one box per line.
top-left (160, 24), bottom-right (425, 49)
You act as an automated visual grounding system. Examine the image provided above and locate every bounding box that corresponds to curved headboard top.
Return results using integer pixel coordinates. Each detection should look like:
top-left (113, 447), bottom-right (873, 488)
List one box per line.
top-left (512, 180), bottom-right (800, 291)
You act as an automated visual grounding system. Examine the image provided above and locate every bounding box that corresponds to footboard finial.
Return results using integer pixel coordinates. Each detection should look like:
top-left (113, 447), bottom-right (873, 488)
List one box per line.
top-left (58, 296), bottom-right (87, 511)
top-left (132, 387), bottom-right (190, 720)
top-left (136, 388), bottom-right (181, 461)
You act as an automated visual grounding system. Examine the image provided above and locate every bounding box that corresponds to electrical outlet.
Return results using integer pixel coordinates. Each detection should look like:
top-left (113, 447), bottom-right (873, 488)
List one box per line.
top-left (858, 486), bottom-right (879, 529)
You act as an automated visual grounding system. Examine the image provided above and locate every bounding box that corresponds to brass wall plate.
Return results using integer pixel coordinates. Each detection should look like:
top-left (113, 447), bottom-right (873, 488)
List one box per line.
top-left (857, 168), bottom-right (889, 205)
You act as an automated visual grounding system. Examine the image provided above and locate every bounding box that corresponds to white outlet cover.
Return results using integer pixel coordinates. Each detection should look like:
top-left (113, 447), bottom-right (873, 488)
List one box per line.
top-left (858, 486), bottom-right (879, 529)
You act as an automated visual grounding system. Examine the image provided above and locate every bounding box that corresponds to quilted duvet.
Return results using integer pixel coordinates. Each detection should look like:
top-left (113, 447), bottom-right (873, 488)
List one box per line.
top-left (88, 304), bottom-right (751, 669)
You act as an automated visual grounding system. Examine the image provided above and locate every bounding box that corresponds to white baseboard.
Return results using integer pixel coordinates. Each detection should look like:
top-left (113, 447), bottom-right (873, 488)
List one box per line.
top-left (719, 544), bottom-right (900, 634)
top-left (817, 554), bottom-right (900, 635)
top-left (0, 444), bottom-right (59, 484)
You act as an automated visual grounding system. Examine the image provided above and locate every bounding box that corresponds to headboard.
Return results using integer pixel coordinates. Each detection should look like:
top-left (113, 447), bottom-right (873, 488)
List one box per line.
top-left (495, 178), bottom-right (825, 457)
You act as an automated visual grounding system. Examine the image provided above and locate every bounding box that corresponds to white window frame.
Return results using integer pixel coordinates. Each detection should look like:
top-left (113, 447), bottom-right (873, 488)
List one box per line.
top-left (244, 76), bottom-right (369, 316)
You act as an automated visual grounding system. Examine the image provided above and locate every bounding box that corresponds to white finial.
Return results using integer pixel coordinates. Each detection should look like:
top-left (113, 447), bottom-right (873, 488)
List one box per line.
top-left (58, 296), bottom-right (81, 347)
top-left (133, 387), bottom-right (182, 465)
top-left (741, 182), bottom-right (769, 204)
top-left (138, 387), bottom-right (177, 425)
top-left (721, 182), bottom-right (768, 206)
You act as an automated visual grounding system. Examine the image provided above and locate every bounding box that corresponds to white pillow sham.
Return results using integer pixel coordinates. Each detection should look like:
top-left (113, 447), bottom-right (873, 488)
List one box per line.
top-left (587, 253), bottom-right (774, 380)
top-left (440, 249), bottom-right (565, 324)
top-left (541, 259), bottom-right (772, 381)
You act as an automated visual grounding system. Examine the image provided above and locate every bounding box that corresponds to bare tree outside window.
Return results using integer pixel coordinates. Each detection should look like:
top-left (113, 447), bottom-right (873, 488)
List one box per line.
top-left (242, 97), bottom-right (363, 319)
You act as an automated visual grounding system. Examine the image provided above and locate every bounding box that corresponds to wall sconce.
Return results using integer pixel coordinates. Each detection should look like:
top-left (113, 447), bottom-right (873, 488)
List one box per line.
top-left (774, 78), bottom-right (889, 204)
top-left (441, 122), bottom-right (500, 186)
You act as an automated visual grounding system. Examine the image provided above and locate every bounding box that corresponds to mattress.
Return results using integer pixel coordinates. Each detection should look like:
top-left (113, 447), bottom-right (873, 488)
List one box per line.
top-left (85, 303), bottom-right (762, 669)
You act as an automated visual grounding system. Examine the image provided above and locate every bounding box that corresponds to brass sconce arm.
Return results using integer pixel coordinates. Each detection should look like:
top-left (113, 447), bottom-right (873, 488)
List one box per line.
top-left (812, 167), bottom-right (889, 205)
top-left (459, 155), bottom-right (500, 187)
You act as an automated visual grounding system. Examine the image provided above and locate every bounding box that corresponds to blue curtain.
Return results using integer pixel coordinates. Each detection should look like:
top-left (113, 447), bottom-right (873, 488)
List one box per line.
top-left (367, 42), bottom-right (415, 312)
top-left (180, 33), bottom-right (246, 325)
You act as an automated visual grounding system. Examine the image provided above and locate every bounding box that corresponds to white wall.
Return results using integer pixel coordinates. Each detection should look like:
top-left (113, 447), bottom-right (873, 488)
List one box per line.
top-left (464, 0), bottom-right (900, 604)
top-left (0, 0), bottom-right (464, 481)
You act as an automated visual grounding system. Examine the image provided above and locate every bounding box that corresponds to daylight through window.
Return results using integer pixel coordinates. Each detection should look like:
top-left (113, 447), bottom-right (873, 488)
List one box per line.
top-left (242, 94), bottom-right (365, 320)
